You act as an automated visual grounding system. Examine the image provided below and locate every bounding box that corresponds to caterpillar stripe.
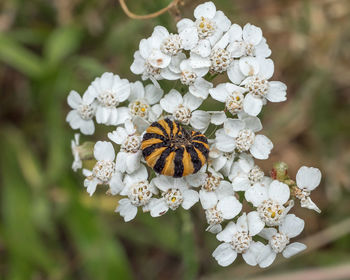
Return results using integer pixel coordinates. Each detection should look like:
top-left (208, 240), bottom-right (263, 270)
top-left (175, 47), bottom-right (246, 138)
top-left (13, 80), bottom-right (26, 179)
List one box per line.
top-left (141, 119), bottom-right (209, 178)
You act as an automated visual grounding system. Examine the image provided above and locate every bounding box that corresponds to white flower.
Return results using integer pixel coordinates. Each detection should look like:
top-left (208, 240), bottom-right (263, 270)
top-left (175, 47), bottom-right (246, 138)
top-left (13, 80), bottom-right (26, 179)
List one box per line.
top-left (209, 83), bottom-right (246, 115)
top-left (229, 153), bottom-right (271, 191)
top-left (128, 81), bottom-right (163, 122)
top-left (160, 90), bottom-right (210, 131)
top-left (147, 175), bottom-right (199, 217)
top-left (83, 141), bottom-right (123, 196)
top-left (199, 169), bottom-right (242, 233)
top-left (245, 180), bottom-right (294, 227)
top-left (258, 214), bottom-right (306, 268)
top-left (116, 165), bottom-right (157, 222)
top-left (66, 90), bottom-right (96, 135)
top-left (215, 115), bottom-right (273, 160)
top-left (71, 133), bottom-right (82, 172)
top-left (177, 1), bottom-right (231, 57)
top-left (227, 23), bottom-right (271, 58)
top-left (295, 166), bottom-right (322, 213)
top-left (227, 57), bottom-right (287, 116)
top-left (212, 212), bottom-right (266, 267)
top-left (130, 26), bottom-right (181, 86)
top-left (108, 119), bottom-right (142, 174)
top-left (84, 72), bottom-right (131, 125)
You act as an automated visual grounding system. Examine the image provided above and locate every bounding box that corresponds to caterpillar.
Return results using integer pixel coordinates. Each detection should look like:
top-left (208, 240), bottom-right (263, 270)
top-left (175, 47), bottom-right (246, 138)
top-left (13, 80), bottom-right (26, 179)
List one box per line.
top-left (141, 119), bottom-right (209, 178)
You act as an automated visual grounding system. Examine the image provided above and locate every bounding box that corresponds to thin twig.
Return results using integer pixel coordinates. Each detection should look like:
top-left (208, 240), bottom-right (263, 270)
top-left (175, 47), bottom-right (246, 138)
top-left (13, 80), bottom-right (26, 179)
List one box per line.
top-left (118, 0), bottom-right (181, 20)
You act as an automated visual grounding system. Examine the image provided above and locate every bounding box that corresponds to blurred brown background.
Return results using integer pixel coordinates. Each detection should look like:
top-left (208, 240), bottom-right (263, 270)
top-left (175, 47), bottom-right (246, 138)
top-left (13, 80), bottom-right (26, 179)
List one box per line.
top-left (0, 0), bottom-right (349, 279)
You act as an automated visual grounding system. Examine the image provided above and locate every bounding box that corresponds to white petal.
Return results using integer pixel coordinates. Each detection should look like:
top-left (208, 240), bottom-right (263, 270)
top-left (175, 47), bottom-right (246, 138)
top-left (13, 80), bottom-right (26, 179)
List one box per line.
top-left (259, 228), bottom-right (277, 240)
top-left (211, 111), bottom-right (227, 125)
top-left (266, 81), bottom-right (287, 102)
top-left (109, 172), bottom-right (124, 195)
top-left (243, 93), bottom-right (263, 116)
top-left (177, 18), bottom-right (195, 33)
top-left (217, 196), bottom-right (242, 219)
top-left (84, 178), bottom-right (99, 196)
top-left (245, 183), bottom-right (268, 207)
top-left (125, 152), bottom-right (142, 174)
top-left (94, 141), bottom-right (115, 161)
top-left (232, 175), bottom-right (251, 191)
top-left (224, 119), bottom-right (245, 138)
top-left (179, 27), bottom-right (198, 50)
top-left (145, 84), bottom-right (163, 105)
top-left (239, 57), bottom-right (260, 76)
top-left (216, 222), bottom-right (237, 242)
top-left (247, 211), bottom-right (264, 236)
top-left (207, 224), bottom-right (222, 234)
top-left (95, 106), bottom-right (109, 124)
top-left (258, 58), bottom-right (274, 79)
top-left (190, 53), bottom-right (211, 68)
top-left (280, 214), bottom-right (305, 238)
top-left (108, 127), bottom-right (127, 145)
top-left (148, 49), bottom-right (171, 69)
top-left (215, 130), bottom-right (235, 153)
top-left (67, 90), bottom-right (82, 109)
top-left (185, 172), bottom-right (206, 188)
top-left (258, 247), bottom-right (276, 268)
top-left (192, 39), bottom-right (211, 57)
top-left (80, 120), bottom-right (95, 135)
top-left (199, 190), bottom-right (218, 209)
top-left (209, 83), bottom-right (228, 102)
top-left (212, 243), bottom-right (238, 267)
top-left (300, 196), bottom-right (321, 213)
top-left (152, 175), bottom-right (174, 192)
top-left (194, 1), bottom-right (216, 19)
top-left (182, 189), bottom-right (199, 210)
top-left (160, 89), bottom-right (183, 113)
top-left (216, 181), bottom-right (235, 200)
top-left (243, 116), bottom-right (262, 132)
top-left (268, 180), bottom-right (290, 205)
top-left (282, 242), bottom-right (307, 258)
top-left (242, 241), bottom-right (264, 266)
top-left (243, 23), bottom-right (262, 45)
top-left (116, 198), bottom-right (138, 222)
top-left (149, 198), bottom-right (169, 217)
top-left (183, 93), bottom-right (203, 111)
top-left (296, 166), bottom-right (322, 191)
top-left (227, 61), bottom-right (245, 84)
top-left (190, 110), bottom-right (210, 131)
top-left (189, 78), bottom-right (212, 99)
top-left (130, 51), bottom-right (146, 74)
top-left (124, 165), bottom-right (148, 186)
top-left (250, 134), bottom-right (273, 160)
top-left (213, 11), bottom-right (231, 32)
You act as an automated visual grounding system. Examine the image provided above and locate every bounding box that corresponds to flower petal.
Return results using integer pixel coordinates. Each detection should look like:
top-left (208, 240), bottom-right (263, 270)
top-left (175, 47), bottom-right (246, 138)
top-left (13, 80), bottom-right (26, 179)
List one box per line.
top-left (268, 180), bottom-right (290, 205)
top-left (212, 243), bottom-right (238, 267)
top-left (282, 242), bottom-right (307, 258)
top-left (245, 183), bottom-right (268, 207)
top-left (280, 214), bottom-right (305, 238)
top-left (94, 141), bottom-right (115, 161)
top-left (296, 166), bottom-right (322, 191)
top-left (250, 134), bottom-right (273, 160)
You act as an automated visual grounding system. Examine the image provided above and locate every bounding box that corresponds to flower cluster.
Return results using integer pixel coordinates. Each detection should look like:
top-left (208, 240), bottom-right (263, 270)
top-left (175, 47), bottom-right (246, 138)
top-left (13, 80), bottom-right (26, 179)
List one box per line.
top-left (66, 1), bottom-right (321, 268)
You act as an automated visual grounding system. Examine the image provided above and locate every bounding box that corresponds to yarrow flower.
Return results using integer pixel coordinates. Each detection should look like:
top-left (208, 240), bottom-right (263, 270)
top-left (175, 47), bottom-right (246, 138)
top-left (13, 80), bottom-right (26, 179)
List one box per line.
top-left (66, 1), bottom-right (321, 270)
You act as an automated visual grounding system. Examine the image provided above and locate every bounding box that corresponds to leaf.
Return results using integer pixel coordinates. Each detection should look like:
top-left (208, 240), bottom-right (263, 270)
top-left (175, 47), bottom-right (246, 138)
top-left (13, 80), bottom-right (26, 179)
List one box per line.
top-left (44, 26), bottom-right (83, 65)
top-left (0, 33), bottom-right (44, 78)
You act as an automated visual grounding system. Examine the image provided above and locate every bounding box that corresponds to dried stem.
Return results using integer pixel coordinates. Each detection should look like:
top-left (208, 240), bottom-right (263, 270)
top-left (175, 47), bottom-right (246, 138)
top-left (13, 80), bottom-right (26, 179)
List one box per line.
top-left (118, 0), bottom-right (181, 20)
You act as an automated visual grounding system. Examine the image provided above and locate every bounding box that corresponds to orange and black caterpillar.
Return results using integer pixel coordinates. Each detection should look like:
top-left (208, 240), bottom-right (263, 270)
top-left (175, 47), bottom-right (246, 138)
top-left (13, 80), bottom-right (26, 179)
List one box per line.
top-left (141, 119), bottom-right (209, 178)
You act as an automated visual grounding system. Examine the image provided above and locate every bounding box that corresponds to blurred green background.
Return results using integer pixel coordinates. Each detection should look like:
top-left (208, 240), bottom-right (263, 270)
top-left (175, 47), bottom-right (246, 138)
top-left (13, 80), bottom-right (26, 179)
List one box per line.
top-left (0, 0), bottom-right (350, 279)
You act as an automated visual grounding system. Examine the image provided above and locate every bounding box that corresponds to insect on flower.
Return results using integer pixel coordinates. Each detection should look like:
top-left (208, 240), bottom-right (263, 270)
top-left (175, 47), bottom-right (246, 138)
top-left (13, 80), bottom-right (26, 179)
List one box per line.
top-left (141, 118), bottom-right (209, 177)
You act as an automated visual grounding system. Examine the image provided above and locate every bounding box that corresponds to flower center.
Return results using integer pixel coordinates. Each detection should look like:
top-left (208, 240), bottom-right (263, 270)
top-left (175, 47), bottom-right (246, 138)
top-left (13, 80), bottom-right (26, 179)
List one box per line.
top-left (235, 129), bottom-right (255, 152)
top-left (77, 104), bottom-right (95, 120)
top-left (129, 180), bottom-right (152, 206)
top-left (244, 42), bottom-right (255, 56)
top-left (92, 160), bottom-right (115, 183)
top-left (245, 76), bottom-right (269, 98)
top-left (210, 48), bottom-right (232, 73)
top-left (225, 92), bottom-right (244, 115)
top-left (163, 188), bottom-right (184, 210)
top-left (180, 71), bottom-right (197, 85)
top-left (205, 206), bottom-right (224, 225)
top-left (97, 91), bottom-right (119, 107)
top-left (269, 232), bottom-right (290, 253)
top-left (248, 166), bottom-right (264, 183)
top-left (230, 231), bottom-right (252, 253)
top-left (196, 16), bottom-right (216, 39)
top-left (129, 100), bottom-right (150, 118)
top-left (145, 62), bottom-right (161, 77)
top-left (202, 173), bottom-right (221, 192)
top-left (257, 199), bottom-right (286, 226)
top-left (174, 105), bottom-right (192, 125)
top-left (161, 34), bottom-right (183, 56)
top-left (121, 135), bottom-right (141, 153)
